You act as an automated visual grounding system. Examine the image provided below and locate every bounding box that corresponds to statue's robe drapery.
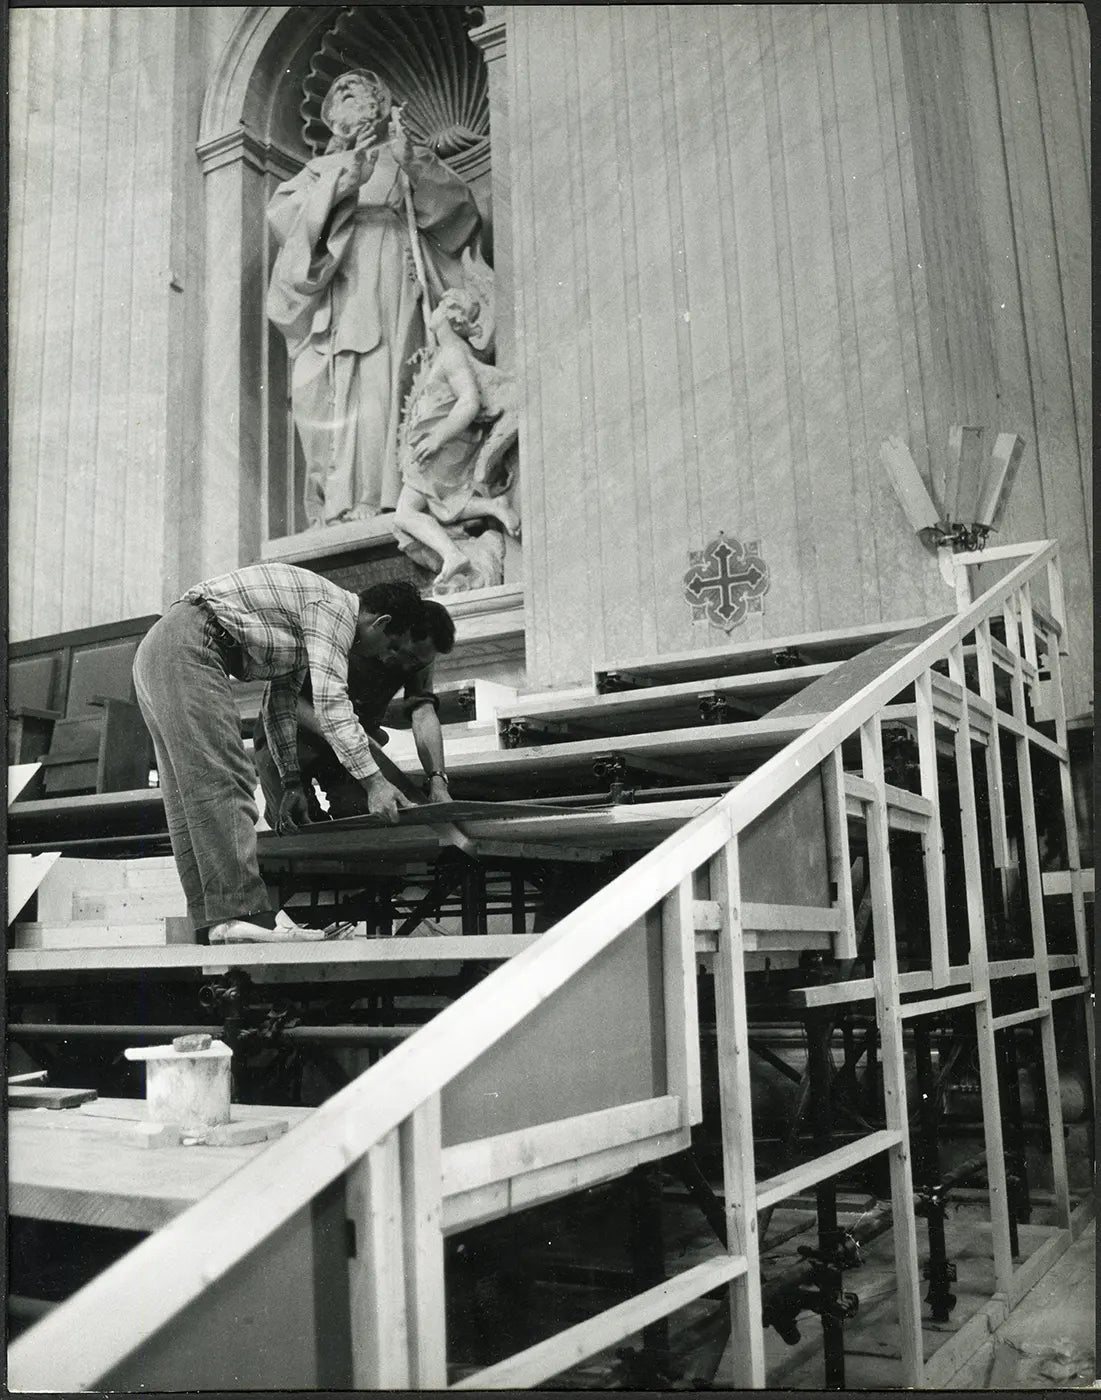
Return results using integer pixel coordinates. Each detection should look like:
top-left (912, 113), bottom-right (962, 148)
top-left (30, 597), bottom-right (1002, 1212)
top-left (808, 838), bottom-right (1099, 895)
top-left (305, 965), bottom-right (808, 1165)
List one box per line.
top-left (267, 146), bottom-right (481, 526)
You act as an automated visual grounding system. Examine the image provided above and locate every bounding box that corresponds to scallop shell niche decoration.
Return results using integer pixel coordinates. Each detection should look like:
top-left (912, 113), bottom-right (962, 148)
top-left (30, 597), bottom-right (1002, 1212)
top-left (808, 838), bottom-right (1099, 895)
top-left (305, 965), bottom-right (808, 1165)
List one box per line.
top-left (300, 5), bottom-right (491, 184)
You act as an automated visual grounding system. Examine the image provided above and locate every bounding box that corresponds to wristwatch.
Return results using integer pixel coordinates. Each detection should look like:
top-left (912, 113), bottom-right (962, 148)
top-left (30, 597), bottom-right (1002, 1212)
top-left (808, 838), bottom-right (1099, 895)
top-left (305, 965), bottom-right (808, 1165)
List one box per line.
top-left (426, 769), bottom-right (449, 785)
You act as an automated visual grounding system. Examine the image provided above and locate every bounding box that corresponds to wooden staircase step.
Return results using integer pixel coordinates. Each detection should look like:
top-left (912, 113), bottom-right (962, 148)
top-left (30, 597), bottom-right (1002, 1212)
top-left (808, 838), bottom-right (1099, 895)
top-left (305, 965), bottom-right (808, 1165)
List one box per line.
top-left (11, 918), bottom-right (193, 950)
top-left (494, 662), bottom-right (841, 742)
top-left (593, 617), bottom-right (934, 691)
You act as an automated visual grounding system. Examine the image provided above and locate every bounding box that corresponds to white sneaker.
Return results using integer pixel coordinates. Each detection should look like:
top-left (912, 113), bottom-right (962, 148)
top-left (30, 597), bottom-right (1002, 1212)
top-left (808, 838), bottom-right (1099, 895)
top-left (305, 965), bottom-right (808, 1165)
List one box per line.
top-left (208, 915), bottom-right (327, 944)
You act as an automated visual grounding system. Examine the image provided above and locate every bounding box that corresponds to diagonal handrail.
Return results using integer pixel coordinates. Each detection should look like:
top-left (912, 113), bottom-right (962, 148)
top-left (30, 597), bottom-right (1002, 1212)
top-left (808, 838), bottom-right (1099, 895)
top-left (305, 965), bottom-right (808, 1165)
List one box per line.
top-left (8, 540), bottom-right (1058, 1392)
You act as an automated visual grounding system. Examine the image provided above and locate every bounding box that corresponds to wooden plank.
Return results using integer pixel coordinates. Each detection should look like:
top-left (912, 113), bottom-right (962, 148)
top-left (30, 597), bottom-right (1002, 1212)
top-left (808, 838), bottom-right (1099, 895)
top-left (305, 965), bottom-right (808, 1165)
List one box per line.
top-left (346, 1131), bottom-right (410, 1388)
top-left (452, 1255), bottom-right (745, 1391)
top-left (440, 1097), bottom-right (682, 1197)
top-left (9, 1120), bottom-right (264, 1231)
top-left (915, 672), bottom-right (950, 982)
top-left (691, 899), bottom-right (723, 932)
top-left (8, 935), bottom-right (538, 979)
top-left (860, 719), bottom-right (923, 1385)
top-left (9, 1086), bottom-right (97, 1110)
top-left (898, 990), bottom-right (984, 1020)
top-left (976, 432), bottom-right (1025, 529)
top-left (973, 618), bottom-right (1011, 867)
top-left (1003, 600), bottom-right (1072, 1230)
top-left (756, 1129), bottom-right (902, 1212)
top-left (992, 1006), bottom-right (1049, 1032)
top-left (443, 1126), bottom-right (690, 1234)
top-left (496, 663), bottom-right (839, 726)
top-left (821, 749), bottom-right (857, 959)
top-left (878, 435), bottom-right (941, 529)
top-left (595, 617), bottom-right (935, 689)
top-left (662, 879), bottom-right (702, 1123)
top-left (399, 1097), bottom-right (446, 1389)
top-left (711, 839), bottom-right (766, 1386)
top-left (740, 903), bottom-right (839, 933)
top-left (949, 642), bottom-right (1014, 1292)
top-left (944, 424), bottom-right (985, 523)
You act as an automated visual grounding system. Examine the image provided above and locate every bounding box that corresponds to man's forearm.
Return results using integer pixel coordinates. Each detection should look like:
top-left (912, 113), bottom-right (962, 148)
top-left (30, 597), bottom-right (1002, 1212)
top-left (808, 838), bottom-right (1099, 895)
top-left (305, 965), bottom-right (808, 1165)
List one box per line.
top-left (411, 706), bottom-right (446, 779)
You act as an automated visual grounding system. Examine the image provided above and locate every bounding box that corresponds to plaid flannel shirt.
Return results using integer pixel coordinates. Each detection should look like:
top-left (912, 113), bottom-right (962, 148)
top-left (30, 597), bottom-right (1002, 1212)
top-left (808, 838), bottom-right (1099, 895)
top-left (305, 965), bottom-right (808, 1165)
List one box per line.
top-left (183, 562), bottom-right (380, 786)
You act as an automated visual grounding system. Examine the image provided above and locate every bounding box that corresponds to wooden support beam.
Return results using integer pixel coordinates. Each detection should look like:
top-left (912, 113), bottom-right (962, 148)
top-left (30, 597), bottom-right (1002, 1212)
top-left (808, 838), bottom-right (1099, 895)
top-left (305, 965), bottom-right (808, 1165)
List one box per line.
top-left (346, 1130), bottom-right (410, 1388)
top-left (399, 1097), bottom-right (446, 1389)
top-left (859, 718), bottom-right (924, 1385)
top-left (949, 641), bottom-right (1014, 1291)
top-left (663, 880), bottom-right (703, 1123)
top-left (740, 903), bottom-right (840, 934)
top-left (915, 672), bottom-right (951, 983)
top-left (755, 1129), bottom-right (902, 1211)
top-left (821, 750), bottom-right (857, 959)
top-left (451, 1256), bottom-right (746, 1391)
top-left (442, 1126), bottom-right (690, 1235)
top-left (1002, 596), bottom-right (1073, 1229)
top-left (440, 1097), bottom-right (682, 1198)
top-left (992, 1006), bottom-right (1050, 1032)
top-left (898, 990), bottom-right (984, 1020)
top-left (711, 839), bottom-right (766, 1387)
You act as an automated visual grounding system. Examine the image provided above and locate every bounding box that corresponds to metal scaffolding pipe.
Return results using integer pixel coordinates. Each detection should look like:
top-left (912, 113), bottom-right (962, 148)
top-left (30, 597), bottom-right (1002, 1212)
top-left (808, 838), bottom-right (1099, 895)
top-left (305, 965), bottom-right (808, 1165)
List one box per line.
top-left (8, 1022), bottom-right (419, 1046)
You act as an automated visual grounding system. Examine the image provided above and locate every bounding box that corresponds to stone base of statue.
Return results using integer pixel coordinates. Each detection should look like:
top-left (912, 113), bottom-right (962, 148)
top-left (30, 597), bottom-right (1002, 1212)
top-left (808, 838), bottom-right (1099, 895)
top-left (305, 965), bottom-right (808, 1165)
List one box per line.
top-left (398, 522), bottom-right (505, 595)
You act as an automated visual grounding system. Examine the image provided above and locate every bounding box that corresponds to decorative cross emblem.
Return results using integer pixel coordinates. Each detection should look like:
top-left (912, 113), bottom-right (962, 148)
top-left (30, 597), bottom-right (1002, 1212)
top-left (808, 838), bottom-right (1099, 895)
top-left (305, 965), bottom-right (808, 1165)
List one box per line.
top-left (683, 533), bottom-right (770, 632)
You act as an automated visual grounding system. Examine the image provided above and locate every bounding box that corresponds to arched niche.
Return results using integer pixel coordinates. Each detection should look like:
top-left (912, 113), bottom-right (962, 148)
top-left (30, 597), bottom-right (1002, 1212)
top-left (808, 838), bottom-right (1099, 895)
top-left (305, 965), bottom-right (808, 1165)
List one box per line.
top-left (195, 4), bottom-right (502, 576)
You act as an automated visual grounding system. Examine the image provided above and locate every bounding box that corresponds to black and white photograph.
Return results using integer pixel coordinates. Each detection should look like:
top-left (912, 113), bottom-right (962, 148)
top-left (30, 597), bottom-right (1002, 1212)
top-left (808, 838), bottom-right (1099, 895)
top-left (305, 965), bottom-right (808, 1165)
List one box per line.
top-left (6, 3), bottom-right (1094, 1391)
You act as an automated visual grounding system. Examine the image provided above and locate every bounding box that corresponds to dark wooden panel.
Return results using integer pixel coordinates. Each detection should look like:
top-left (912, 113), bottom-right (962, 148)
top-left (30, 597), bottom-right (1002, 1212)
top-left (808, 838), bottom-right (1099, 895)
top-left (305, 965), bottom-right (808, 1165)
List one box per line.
top-left (442, 911), bottom-right (666, 1145)
top-left (100, 1180), bottom-right (352, 1391)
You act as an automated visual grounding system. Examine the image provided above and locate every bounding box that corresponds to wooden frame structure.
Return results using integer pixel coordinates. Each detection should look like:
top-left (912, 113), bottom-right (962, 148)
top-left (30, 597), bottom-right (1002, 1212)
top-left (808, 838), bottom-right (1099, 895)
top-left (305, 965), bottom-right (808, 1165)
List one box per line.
top-left (8, 541), bottom-right (1092, 1391)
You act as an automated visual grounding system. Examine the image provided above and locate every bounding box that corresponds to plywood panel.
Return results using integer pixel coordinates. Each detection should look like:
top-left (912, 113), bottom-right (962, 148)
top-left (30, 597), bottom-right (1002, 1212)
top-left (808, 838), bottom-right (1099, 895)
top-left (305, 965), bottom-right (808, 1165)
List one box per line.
top-left (441, 913), bottom-right (666, 1145)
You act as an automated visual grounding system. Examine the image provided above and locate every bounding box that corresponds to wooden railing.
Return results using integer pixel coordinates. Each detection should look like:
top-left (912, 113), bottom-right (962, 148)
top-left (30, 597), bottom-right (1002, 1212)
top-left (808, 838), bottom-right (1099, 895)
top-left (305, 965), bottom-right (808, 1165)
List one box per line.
top-left (9, 540), bottom-right (1092, 1391)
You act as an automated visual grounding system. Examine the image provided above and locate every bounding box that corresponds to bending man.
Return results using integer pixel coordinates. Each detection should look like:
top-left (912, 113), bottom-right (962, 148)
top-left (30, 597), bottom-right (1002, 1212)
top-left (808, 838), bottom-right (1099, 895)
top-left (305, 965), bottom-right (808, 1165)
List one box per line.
top-left (252, 601), bottom-right (453, 825)
top-left (133, 568), bottom-right (455, 944)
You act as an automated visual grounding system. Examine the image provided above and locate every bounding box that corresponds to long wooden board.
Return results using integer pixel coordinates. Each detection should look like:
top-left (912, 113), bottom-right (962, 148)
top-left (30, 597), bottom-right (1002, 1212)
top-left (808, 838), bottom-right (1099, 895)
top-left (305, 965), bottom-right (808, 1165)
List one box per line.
top-left (768, 619), bottom-right (949, 719)
top-left (7, 935), bottom-right (539, 982)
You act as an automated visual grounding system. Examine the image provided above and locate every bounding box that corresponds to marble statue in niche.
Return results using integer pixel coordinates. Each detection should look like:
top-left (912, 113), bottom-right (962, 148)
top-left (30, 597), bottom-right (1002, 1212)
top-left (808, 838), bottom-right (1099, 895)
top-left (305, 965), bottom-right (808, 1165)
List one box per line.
top-left (266, 70), bottom-right (483, 528)
top-left (390, 250), bottom-right (519, 592)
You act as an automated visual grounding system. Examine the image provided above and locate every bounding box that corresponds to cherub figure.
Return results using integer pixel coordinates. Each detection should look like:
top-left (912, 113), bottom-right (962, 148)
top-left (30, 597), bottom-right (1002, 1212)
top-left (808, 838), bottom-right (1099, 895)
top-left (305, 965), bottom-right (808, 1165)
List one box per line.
top-left (391, 254), bottom-right (519, 588)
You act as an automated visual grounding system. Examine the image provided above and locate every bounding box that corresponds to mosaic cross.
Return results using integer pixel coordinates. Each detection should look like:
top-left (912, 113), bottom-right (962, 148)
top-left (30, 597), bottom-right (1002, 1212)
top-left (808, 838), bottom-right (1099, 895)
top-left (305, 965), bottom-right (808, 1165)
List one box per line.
top-left (683, 533), bottom-right (770, 632)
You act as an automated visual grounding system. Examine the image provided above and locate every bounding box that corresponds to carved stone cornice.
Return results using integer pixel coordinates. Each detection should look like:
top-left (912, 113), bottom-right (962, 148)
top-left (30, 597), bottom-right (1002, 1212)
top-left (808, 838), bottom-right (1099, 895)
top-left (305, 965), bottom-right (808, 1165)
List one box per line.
top-left (469, 5), bottom-right (507, 64)
top-left (196, 127), bottom-right (302, 180)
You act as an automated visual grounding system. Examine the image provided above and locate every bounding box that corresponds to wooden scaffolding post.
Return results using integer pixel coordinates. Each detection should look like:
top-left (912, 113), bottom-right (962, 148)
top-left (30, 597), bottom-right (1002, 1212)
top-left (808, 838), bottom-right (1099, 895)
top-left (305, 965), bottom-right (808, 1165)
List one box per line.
top-left (399, 1096), bottom-right (447, 1387)
top-left (821, 749), bottom-right (858, 961)
top-left (1037, 562), bottom-right (1095, 1096)
top-left (711, 837), bottom-right (766, 1387)
top-left (346, 1129), bottom-right (412, 1387)
top-left (662, 876), bottom-right (703, 1125)
top-left (914, 673), bottom-right (951, 984)
top-left (1000, 589), bottom-right (1072, 1231)
top-left (859, 718), bottom-right (924, 1386)
top-left (974, 616), bottom-right (1011, 869)
top-left (946, 641), bottom-right (1014, 1292)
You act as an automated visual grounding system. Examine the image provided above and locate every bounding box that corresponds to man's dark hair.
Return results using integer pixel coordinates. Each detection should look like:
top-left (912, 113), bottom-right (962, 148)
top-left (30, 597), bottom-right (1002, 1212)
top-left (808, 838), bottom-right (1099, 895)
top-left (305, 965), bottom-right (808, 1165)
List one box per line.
top-left (358, 580), bottom-right (455, 654)
top-left (419, 599), bottom-right (456, 654)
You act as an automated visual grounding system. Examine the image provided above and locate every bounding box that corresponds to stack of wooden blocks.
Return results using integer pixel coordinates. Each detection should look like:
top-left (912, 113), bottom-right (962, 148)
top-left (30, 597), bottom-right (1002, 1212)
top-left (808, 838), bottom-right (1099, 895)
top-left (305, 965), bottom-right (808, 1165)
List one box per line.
top-left (11, 855), bottom-right (191, 949)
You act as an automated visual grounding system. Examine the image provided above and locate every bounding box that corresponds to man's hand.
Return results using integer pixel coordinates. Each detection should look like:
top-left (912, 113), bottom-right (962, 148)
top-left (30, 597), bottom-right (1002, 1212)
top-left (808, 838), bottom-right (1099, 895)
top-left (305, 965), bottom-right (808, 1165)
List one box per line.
top-left (277, 783), bottom-right (311, 834)
top-left (362, 771), bottom-right (413, 825)
top-left (426, 775), bottom-right (452, 804)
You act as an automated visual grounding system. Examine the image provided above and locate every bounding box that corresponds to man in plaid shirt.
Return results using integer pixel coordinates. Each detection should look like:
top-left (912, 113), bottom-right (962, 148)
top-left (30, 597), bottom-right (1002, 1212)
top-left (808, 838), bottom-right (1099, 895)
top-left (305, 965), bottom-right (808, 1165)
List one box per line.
top-left (133, 564), bottom-right (455, 944)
